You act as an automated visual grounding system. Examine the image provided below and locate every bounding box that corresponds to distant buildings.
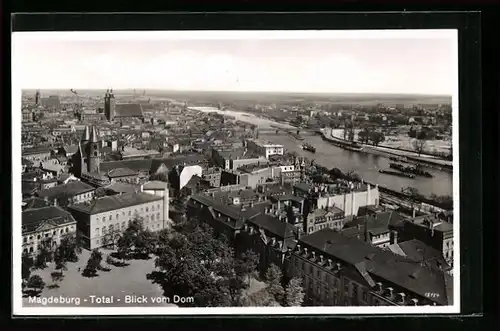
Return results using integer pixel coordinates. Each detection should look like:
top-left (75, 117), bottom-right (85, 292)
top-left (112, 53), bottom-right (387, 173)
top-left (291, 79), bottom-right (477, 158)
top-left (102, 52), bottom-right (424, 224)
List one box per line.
top-left (246, 139), bottom-right (284, 159)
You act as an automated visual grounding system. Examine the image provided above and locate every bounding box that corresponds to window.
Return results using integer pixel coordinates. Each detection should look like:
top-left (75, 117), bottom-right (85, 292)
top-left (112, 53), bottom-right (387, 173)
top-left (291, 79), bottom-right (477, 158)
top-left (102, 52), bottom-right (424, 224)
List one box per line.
top-left (109, 215), bottom-right (112, 220)
top-left (122, 222), bottom-right (125, 229)
top-left (53, 231), bottom-right (56, 236)
top-left (96, 239), bottom-right (100, 245)
top-left (23, 237), bottom-right (27, 243)
top-left (95, 228), bottom-right (100, 235)
top-left (157, 204), bottom-right (160, 210)
top-left (151, 206), bottom-right (155, 212)
top-left (65, 228), bottom-right (68, 233)
top-left (96, 217), bottom-right (99, 223)
top-left (128, 210), bottom-right (131, 216)
top-left (23, 248), bottom-right (28, 254)
top-left (60, 229), bottom-right (63, 234)
top-left (116, 214), bottom-right (119, 220)
top-left (157, 213), bottom-right (160, 220)
top-left (146, 207), bottom-right (149, 212)
top-left (29, 247), bottom-right (34, 253)
top-left (45, 233), bottom-right (49, 238)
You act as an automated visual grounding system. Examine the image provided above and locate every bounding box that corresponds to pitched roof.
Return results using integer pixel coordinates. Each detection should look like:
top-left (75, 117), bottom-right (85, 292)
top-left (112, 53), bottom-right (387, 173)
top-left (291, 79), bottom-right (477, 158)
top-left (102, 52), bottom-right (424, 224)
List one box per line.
top-left (142, 180), bottom-right (168, 191)
top-left (68, 192), bottom-right (163, 215)
top-left (99, 154), bottom-right (208, 173)
top-left (389, 239), bottom-right (451, 271)
top-left (104, 182), bottom-right (141, 194)
top-left (115, 104), bottom-right (144, 118)
top-left (248, 214), bottom-right (298, 241)
top-left (107, 167), bottom-right (139, 178)
top-left (22, 197), bottom-right (51, 210)
top-left (299, 229), bottom-right (452, 305)
top-left (37, 181), bottom-right (95, 200)
top-left (22, 206), bottom-right (76, 234)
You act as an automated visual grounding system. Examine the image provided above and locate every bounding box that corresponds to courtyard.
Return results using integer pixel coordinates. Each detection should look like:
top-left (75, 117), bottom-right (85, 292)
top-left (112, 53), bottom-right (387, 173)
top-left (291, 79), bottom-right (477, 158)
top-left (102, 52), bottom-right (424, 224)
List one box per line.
top-left (23, 249), bottom-right (177, 307)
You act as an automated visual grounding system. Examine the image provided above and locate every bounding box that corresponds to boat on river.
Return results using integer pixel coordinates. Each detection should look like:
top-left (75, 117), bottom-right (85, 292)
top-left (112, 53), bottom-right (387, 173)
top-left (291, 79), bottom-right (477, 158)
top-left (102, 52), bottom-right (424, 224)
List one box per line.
top-left (379, 169), bottom-right (416, 179)
top-left (389, 163), bottom-right (433, 178)
top-left (302, 142), bottom-right (316, 153)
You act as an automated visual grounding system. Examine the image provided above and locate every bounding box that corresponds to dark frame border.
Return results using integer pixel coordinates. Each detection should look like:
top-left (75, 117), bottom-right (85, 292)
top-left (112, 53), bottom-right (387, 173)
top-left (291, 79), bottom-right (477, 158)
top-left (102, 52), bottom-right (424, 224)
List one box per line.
top-left (5, 11), bottom-right (482, 328)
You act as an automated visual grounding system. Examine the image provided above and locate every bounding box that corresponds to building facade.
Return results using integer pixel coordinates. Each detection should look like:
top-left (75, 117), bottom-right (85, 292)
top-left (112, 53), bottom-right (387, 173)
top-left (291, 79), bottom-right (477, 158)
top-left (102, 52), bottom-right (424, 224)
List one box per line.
top-left (22, 206), bottom-right (77, 255)
top-left (68, 192), bottom-right (167, 250)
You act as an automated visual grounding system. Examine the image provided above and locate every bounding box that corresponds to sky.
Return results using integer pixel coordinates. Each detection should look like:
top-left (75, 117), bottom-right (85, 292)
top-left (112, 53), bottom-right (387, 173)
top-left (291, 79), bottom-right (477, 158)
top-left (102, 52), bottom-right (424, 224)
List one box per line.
top-left (12, 30), bottom-right (458, 95)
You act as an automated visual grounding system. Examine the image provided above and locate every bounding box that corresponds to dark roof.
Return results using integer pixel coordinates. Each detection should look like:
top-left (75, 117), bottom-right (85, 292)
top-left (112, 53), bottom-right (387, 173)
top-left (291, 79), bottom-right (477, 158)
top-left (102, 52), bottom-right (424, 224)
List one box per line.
top-left (99, 154), bottom-right (208, 173)
top-left (248, 214), bottom-right (298, 241)
top-left (107, 167), bottom-right (139, 178)
top-left (392, 239), bottom-right (451, 271)
top-left (36, 181), bottom-right (95, 200)
top-left (346, 211), bottom-right (404, 233)
top-left (23, 147), bottom-right (53, 155)
top-left (69, 192), bottom-right (163, 215)
top-left (22, 198), bottom-right (51, 210)
top-left (22, 206), bottom-right (76, 234)
top-left (104, 182), bottom-right (140, 194)
top-left (115, 104), bottom-right (144, 118)
top-left (294, 182), bottom-right (312, 192)
top-left (270, 194), bottom-right (305, 203)
top-left (189, 195), bottom-right (264, 230)
top-left (299, 229), bottom-right (452, 305)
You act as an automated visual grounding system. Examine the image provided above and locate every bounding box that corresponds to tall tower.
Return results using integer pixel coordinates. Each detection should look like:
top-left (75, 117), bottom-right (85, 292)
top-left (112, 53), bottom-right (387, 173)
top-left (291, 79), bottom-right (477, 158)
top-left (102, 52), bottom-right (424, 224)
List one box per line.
top-left (104, 89), bottom-right (116, 121)
top-left (88, 126), bottom-right (101, 174)
top-left (35, 90), bottom-right (40, 105)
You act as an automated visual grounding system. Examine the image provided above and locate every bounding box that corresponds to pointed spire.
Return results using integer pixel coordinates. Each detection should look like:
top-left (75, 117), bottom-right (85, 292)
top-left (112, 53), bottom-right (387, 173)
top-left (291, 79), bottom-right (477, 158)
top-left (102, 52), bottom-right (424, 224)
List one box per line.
top-left (82, 126), bottom-right (91, 141)
top-left (90, 126), bottom-right (99, 142)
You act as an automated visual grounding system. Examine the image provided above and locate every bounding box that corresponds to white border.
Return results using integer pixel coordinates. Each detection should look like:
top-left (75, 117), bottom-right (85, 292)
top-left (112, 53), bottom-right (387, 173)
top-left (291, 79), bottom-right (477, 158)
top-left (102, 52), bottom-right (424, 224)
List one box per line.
top-left (12, 29), bottom-right (460, 316)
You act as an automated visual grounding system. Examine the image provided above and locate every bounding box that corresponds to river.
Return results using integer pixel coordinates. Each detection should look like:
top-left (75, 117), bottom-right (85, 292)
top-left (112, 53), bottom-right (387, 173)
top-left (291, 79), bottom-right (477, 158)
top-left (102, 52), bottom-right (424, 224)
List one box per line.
top-left (190, 106), bottom-right (453, 197)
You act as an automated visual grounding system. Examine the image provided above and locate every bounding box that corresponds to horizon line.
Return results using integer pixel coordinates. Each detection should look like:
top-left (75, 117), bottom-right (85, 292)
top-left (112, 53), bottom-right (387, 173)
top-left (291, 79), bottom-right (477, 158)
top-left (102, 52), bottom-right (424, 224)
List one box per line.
top-left (22, 89), bottom-right (452, 98)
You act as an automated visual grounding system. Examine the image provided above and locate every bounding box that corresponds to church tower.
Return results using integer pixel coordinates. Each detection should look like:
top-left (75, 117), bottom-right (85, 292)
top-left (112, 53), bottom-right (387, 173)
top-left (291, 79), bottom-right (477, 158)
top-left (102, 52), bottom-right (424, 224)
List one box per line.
top-left (104, 89), bottom-right (116, 121)
top-left (88, 126), bottom-right (101, 174)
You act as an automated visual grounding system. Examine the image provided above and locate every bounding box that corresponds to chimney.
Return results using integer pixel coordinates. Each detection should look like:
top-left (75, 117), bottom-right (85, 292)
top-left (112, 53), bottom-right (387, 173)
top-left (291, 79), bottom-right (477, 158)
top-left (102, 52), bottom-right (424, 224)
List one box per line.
top-left (336, 263), bottom-right (341, 271)
top-left (53, 198), bottom-right (58, 207)
top-left (392, 231), bottom-right (398, 244)
top-left (304, 247), bottom-right (308, 256)
top-left (296, 244), bottom-right (301, 252)
top-left (376, 282), bottom-right (383, 292)
top-left (327, 258), bottom-right (333, 268)
top-left (412, 207), bottom-right (416, 218)
top-left (386, 287), bottom-right (394, 298)
top-left (312, 251), bottom-right (316, 260)
top-left (367, 183), bottom-right (371, 205)
top-left (398, 293), bottom-right (406, 305)
top-left (320, 255), bottom-right (324, 264)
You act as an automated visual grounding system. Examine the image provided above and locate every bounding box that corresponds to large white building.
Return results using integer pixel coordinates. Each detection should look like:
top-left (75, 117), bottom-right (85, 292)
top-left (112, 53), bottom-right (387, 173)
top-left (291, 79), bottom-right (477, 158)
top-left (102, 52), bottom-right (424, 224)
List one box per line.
top-left (246, 139), bottom-right (284, 159)
top-left (22, 206), bottom-right (77, 255)
top-left (68, 192), bottom-right (168, 250)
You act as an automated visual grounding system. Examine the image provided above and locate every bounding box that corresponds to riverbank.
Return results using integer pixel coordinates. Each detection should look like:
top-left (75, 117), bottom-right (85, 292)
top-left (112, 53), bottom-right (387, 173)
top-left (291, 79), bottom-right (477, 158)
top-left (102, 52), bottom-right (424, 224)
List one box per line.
top-left (322, 129), bottom-right (453, 172)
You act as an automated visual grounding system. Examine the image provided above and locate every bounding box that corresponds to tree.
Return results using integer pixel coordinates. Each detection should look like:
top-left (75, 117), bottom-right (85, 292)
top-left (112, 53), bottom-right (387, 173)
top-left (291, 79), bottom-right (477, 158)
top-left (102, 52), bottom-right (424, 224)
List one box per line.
top-left (265, 264), bottom-right (285, 304)
top-left (34, 239), bottom-right (53, 269)
top-left (358, 129), bottom-right (370, 144)
top-left (53, 245), bottom-right (67, 275)
top-left (27, 274), bottom-right (45, 293)
top-left (284, 277), bottom-right (305, 307)
top-left (412, 138), bottom-right (427, 156)
top-left (22, 252), bottom-right (33, 280)
top-left (235, 250), bottom-right (259, 284)
top-left (83, 249), bottom-right (103, 277)
top-left (369, 132), bottom-right (385, 146)
top-left (116, 216), bottom-right (145, 258)
top-left (153, 221), bottom-right (242, 307)
top-left (239, 288), bottom-right (280, 307)
top-left (59, 235), bottom-right (82, 262)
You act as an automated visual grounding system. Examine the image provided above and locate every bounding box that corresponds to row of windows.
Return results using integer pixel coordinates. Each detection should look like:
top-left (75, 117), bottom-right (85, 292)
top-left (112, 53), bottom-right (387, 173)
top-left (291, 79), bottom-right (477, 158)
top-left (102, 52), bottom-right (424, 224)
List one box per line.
top-left (95, 205), bottom-right (161, 223)
top-left (23, 226), bottom-right (74, 243)
top-left (94, 214), bottom-right (162, 236)
top-left (94, 223), bottom-right (161, 246)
